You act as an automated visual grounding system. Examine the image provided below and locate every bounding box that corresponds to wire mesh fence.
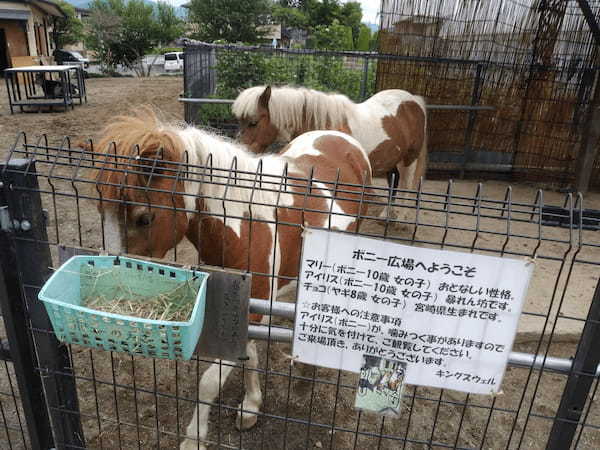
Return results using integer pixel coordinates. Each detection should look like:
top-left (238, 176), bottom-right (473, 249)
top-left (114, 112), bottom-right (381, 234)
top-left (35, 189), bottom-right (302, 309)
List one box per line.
top-left (377, 0), bottom-right (600, 188)
top-left (182, 44), bottom-right (378, 134)
top-left (182, 0), bottom-right (600, 188)
top-left (0, 352), bottom-right (29, 450)
top-left (1, 132), bottom-right (600, 449)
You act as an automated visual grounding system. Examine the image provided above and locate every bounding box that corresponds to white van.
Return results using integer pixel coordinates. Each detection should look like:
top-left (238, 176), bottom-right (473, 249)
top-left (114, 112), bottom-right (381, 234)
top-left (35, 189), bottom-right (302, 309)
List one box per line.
top-left (164, 52), bottom-right (184, 72)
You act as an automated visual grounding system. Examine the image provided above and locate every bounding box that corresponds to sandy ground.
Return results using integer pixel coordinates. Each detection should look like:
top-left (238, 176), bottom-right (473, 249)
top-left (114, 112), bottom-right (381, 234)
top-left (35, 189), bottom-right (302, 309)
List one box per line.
top-left (1, 77), bottom-right (600, 449)
top-left (0, 76), bottom-right (184, 151)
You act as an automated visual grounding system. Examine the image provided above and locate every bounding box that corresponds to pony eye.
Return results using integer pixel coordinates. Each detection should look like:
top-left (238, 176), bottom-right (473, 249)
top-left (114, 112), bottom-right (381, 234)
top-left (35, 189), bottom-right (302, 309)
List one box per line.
top-left (248, 121), bottom-right (258, 127)
top-left (136, 213), bottom-right (154, 228)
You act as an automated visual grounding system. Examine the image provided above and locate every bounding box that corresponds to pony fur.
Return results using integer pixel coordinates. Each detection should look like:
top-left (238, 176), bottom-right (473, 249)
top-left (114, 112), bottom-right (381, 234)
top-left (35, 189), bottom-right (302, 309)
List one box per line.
top-left (89, 108), bottom-right (374, 450)
top-left (233, 86), bottom-right (428, 200)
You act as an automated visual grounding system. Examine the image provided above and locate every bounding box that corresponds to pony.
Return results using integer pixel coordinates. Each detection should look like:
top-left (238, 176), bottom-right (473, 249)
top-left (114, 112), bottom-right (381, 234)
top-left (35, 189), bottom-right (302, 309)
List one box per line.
top-left (232, 85), bottom-right (428, 214)
top-left (90, 110), bottom-right (373, 450)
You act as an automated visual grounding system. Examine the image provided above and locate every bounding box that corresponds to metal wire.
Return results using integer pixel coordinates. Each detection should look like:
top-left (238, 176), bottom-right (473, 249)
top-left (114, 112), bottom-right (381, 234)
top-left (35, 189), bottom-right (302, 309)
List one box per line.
top-left (1, 135), bottom-right (600, 450)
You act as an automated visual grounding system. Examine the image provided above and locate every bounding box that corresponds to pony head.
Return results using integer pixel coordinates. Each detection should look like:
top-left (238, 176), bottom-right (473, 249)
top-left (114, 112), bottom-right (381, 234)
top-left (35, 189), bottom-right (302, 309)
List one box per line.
top-left (232, 86), bottom-right (280, 153)
top-left (92, 109), bottom-right (190, 258)
top-left (233, 85), bottom-right (354, 155)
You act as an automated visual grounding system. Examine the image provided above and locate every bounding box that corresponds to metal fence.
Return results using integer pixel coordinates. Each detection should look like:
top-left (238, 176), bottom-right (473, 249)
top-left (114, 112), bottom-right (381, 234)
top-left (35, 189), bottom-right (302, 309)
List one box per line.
top-left (182, 43), bottom-right (496, 177)
top-left (1, 136), bottom-right (600, 449)
top-left (182, 0), bottom-right (600, 190)
top-left (377, 0), bottom-right (600, 189)
top-left (182, 44), bottom-right (378, 129)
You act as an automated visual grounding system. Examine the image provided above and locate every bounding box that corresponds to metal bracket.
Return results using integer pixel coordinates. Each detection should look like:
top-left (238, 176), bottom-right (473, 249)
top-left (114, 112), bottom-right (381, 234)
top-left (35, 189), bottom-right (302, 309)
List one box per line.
top-left (0, 207), bottom-right (33, 233)
top-left (0, 206), bottom-right (11, 232)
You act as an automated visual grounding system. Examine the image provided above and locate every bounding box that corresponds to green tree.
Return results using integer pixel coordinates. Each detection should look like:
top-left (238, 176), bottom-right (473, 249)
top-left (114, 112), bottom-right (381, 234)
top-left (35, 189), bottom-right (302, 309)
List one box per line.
top-left (303, 0), bottom-right (341, 28)
top-left (86, 0), bottom-right (182, 75)
top-left (310, 19), bottom-right (353, 50)
top-left (53, 0), bottom-right (84, 48)
top-left (356, 24), bottom-right (371, 51)
top-left (277, 0), bottom-right (304, 6)
top-left (370, 30), bottom-right (379, 51)
top-left (155, 1), bottom-right (184, 46)
top-left (338, 1), bottom-right (362, 46)
top-left (271, 4), bottom-right (308, 29)
top-left (188, 0), bottom-right (271, 43)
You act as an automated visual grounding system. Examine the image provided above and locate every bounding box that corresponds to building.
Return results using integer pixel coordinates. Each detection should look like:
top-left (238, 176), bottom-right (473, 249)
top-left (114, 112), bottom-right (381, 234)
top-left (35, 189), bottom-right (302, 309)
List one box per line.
top-left (0, 0), bottom-right (66, 71)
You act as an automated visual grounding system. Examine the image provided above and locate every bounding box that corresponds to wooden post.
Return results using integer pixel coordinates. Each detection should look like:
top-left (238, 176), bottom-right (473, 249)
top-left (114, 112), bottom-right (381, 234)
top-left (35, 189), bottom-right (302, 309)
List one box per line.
top-left (574, 70), bottom-right (600, 194)
top-left (574, 0), bottom-right (600, 194)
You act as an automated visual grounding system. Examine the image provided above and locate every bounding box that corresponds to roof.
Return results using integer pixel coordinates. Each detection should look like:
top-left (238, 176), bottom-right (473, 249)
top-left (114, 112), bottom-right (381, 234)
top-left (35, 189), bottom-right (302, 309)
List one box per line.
top-left (32, 0), bottom-right (66, 17)
top-left (0, 0), bottom-right (67, 18)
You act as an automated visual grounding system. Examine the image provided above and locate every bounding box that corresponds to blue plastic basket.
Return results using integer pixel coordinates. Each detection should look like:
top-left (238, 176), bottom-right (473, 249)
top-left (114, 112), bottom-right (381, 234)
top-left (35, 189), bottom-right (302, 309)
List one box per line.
top-left (38, 255), bottom-right (208, 360)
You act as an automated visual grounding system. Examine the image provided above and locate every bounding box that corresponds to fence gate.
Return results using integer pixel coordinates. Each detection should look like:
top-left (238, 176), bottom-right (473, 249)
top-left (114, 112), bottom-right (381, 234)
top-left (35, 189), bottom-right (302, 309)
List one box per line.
top-left (1, 139), bottom-right (600, 449)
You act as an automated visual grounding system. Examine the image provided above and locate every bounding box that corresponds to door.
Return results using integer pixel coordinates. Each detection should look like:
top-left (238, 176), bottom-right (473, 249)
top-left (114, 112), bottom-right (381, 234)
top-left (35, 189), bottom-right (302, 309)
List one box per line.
top-left (0, 29), bottom-right (8, 72)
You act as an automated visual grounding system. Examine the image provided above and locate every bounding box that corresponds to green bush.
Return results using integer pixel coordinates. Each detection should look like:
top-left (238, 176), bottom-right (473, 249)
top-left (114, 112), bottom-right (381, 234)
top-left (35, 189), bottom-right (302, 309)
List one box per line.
top-left (196, 51), bottom-right (377, 125)
top-left (214, 51), bottom-right (270, 98)
top-left (194, 100), bottom-right (234, 125)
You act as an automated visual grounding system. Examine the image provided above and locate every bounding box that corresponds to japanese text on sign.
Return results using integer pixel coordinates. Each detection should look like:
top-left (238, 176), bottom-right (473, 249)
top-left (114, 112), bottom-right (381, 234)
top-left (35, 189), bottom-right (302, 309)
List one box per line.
top-left (292, 228), bottom-right (534, 394)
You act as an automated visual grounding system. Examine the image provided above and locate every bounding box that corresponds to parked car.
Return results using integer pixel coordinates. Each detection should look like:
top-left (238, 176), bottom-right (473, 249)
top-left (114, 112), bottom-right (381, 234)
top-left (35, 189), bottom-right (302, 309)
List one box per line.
top-left (54, 49), bottom-right (90, 68)
top-left (164, 52), bottom-right (184, 72)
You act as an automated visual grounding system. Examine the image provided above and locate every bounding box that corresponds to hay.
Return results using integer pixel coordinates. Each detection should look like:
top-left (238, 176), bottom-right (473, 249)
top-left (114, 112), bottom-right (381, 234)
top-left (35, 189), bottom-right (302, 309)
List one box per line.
top-left (83, 280), bottom-right (196, 322)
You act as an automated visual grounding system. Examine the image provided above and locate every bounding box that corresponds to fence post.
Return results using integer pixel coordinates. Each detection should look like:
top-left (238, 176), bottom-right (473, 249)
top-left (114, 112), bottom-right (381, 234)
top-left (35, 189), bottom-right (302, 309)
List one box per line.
top-left (183, 46), bottom-right (190, 123)
top-left (546, 278), bottom-right (600, 449)
top-left (0, 159), bottom-right (85, 450)
top-left (360, 55), bottom-right (370, 100)
top-left (460, 63), bottom-right (484, 178)
top-left (0, 204), bottom-right (54, 449)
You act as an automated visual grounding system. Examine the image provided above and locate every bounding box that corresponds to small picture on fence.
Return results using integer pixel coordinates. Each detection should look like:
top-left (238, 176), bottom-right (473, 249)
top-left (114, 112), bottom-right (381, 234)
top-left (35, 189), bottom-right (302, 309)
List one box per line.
top-left (355, 355), bottom-right (406, 418)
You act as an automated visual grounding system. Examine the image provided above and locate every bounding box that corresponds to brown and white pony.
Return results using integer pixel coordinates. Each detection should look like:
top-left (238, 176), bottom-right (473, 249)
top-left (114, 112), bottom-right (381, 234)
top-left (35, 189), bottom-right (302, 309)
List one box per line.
top-left (232, 86), bottom-right (428, 213)
top-left (91, 111), bottom-right (372, 450)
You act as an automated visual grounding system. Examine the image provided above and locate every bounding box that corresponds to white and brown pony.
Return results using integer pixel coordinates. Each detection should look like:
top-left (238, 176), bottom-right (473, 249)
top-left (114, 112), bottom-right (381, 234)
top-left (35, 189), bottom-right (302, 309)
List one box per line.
top-left (91, 111), bottom-right (372, 450)
top-left (233, 86), bottom-right (428, 211)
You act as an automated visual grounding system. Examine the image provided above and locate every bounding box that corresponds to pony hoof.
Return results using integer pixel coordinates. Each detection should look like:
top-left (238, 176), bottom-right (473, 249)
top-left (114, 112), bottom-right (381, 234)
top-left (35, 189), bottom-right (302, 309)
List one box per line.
top-left (180, 438), bottom-right (207, 450)
top-left (236, 409), bottom-right (259, 430)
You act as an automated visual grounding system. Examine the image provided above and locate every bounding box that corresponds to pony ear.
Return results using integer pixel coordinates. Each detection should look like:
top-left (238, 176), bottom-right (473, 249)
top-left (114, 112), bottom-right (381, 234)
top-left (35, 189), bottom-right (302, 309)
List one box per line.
top-left (258, 86), bottom-right (271, 110)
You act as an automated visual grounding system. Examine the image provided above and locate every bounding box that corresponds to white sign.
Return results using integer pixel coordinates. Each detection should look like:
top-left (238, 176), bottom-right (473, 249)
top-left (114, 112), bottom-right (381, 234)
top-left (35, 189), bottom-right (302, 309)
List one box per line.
top-left (292, 228), bottom-right (534, 395)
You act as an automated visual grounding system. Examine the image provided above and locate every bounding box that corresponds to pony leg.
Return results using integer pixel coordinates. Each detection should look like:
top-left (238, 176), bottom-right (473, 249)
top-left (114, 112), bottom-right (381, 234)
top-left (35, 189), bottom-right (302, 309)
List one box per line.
top-left (395, 158), bottom-right (419, 223)
top-left (381, 167), bottom-right (401, 220)
top-left (180, 360), bottom-right (235, 450)
top-left (386, 167), bottom-right (400, 193)
top-left (236, 340), bottom-right (262, 430)
top-left (395, 137), bottom-right (428, 226)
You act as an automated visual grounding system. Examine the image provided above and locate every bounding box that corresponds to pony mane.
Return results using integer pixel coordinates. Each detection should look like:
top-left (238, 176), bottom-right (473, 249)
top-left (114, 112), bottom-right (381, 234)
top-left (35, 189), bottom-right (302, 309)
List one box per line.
top-left (233, 86), bottom-right (355, 133)
top-left (95, 107), bottom-right (186, 161)
top-left (92, 107), bottom-right (289, 216)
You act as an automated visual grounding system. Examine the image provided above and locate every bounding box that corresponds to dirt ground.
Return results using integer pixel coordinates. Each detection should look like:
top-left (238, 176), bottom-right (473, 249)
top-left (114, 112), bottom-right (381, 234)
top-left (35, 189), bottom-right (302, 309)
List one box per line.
top-left (0, 76), bottom-right (184, 151)
top-left (1, 77), bottom-right (600, 449)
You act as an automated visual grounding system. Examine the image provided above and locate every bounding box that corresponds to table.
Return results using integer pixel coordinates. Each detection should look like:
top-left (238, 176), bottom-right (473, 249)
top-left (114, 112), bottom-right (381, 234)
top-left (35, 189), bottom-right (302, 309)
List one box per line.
top-left (3, 65), bottom-right (87, 114)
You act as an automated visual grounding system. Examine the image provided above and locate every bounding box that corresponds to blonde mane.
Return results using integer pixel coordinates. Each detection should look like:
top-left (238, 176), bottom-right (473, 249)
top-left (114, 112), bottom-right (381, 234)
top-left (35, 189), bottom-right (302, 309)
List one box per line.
top-left (233, 86), bottom-right (355, 133)
top-left (93, 107), bottom-right (258, 171)
top-left (92, 108), bottom-right (290, 219)
top-left (93, 108), bottom-right (186, 160)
